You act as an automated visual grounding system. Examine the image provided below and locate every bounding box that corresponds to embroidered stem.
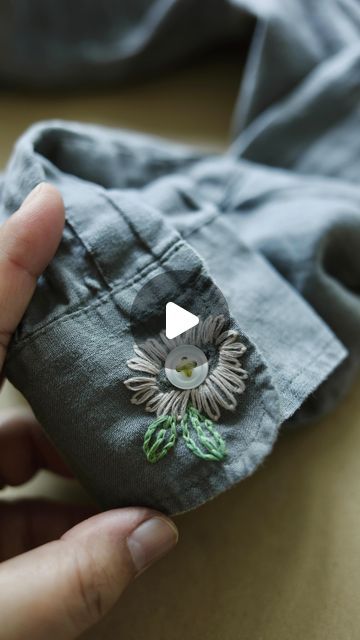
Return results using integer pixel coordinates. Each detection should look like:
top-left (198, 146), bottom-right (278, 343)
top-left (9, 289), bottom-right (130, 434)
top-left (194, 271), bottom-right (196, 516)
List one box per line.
top-left (143, 415), bottom-right (177, 463)
top-left (181, 406), bottom-right (227, 461)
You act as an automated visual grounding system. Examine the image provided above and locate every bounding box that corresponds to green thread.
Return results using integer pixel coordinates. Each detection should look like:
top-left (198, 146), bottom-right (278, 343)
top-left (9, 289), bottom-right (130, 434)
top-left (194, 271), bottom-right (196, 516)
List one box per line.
top-left (143, 415), bottom-right (177, 463)
top-left (180, 406), bottom-right (227, 462)
top-left (175, 358), bottom-right (197, 378)
top-left (143, 406), bottom-right (226, 463)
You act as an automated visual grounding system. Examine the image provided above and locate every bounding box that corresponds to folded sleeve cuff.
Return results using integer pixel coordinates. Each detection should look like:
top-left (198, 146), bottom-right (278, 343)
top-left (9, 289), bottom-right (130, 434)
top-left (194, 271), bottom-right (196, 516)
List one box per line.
top-left (3, 121), bottom-right (347, 514)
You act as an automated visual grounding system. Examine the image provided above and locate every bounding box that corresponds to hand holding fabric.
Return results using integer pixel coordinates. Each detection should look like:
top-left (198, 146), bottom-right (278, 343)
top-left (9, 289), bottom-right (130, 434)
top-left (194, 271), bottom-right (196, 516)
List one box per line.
top-left (0, 184), bottom-right (178, 640)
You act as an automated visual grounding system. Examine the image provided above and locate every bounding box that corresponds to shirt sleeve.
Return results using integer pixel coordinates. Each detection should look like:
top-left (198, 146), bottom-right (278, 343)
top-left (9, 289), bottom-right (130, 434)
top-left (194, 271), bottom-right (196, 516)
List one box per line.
top-left (2, 121), bottom-right (348, 514)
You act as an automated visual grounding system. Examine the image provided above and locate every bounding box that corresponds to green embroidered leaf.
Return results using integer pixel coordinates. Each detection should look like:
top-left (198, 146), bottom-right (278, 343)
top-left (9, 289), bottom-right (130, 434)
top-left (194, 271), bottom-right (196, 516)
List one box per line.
top-left (180, 405), bottom-right (227, 461)
top-left (143, 415), bottom-right (177, 463)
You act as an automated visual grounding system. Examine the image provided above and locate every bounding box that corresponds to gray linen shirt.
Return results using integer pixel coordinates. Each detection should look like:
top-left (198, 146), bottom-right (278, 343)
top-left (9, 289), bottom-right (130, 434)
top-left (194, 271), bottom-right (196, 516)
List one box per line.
top-left (0, 0), bottom-right (359, 514)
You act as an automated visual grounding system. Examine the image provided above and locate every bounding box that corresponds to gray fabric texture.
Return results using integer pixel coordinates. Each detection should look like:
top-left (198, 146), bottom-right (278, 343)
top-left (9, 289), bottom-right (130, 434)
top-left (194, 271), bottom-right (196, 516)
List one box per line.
top-left (0, 0), bottom-right (359, 514)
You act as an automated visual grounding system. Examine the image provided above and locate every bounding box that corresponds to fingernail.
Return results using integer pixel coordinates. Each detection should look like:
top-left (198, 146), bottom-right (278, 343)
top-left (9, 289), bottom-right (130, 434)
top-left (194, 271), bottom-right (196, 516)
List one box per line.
top-left (127, 517), bottom-right (178, 573)
top-left (20, 183), bottom-right (45, 208)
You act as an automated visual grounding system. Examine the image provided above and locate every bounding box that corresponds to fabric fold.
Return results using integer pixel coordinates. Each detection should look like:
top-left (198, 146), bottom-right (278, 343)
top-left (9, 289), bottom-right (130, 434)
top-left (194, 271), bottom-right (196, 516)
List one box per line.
top-left (0, 0), bottom-right (359, 513)
top-left (1, 120), bottom-right (348, 514)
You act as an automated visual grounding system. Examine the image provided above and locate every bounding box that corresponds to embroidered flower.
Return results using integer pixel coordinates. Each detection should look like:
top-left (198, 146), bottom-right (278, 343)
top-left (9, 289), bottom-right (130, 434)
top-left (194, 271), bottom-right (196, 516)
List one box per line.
top-left (124, 315), bottom-right (248, 463)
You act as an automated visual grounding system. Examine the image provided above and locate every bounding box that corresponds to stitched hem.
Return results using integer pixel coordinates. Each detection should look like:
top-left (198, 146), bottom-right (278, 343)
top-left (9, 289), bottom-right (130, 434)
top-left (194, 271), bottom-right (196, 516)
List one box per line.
top-left (6, 236), bottom-right (187, 356)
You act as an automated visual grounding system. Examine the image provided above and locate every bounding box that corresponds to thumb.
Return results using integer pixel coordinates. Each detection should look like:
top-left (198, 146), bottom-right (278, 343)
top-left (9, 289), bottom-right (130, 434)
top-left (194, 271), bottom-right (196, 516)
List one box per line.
top-left (0, 182), bottom-right (65, 369)
top-left (0, 507), bottom-right (178, 640)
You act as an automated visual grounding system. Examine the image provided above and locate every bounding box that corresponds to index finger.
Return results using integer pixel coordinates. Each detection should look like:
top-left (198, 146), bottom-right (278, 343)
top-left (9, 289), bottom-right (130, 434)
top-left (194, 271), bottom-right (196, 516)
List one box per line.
top-left (0, 410), bottom-right (73, 488)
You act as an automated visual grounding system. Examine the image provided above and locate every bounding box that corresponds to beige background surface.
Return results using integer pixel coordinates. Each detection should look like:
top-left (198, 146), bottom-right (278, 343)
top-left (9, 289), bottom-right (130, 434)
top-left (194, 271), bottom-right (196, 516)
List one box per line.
top-left (1, 56), bottom-right (360, 640)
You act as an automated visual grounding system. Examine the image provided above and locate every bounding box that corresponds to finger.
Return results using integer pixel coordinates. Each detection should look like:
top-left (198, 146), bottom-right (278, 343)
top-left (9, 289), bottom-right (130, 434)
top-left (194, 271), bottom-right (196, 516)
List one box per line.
top-left (0, 508), bottom-right (178, 640)
top-left (0, 410), bottom-right (73, 488)
top-left (0, 500), bottom-right (97, 561)
top-left (0, 183), bottom-right (65, 369)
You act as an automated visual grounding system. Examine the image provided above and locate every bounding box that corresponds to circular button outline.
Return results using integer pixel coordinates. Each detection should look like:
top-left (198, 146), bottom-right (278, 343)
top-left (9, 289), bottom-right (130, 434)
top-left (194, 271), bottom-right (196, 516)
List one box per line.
top-left (165, 345), bottom-right (208, 390)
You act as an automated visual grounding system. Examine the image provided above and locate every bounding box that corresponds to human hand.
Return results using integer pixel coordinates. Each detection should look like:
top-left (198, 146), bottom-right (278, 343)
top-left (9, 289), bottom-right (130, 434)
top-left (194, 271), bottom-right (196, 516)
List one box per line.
top-left (0, 184), bottom-right (178, 640)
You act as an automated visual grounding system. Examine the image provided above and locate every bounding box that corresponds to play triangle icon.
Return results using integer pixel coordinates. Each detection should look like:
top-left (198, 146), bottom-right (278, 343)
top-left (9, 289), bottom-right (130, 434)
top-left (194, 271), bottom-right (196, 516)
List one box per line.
top-left (165, 302), bottom-right (199, 339)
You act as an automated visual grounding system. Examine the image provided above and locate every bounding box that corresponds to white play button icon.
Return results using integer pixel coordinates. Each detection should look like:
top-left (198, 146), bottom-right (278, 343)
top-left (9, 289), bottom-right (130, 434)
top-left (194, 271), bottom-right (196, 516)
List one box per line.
top-left (165, 302), bottom-right (199, 339)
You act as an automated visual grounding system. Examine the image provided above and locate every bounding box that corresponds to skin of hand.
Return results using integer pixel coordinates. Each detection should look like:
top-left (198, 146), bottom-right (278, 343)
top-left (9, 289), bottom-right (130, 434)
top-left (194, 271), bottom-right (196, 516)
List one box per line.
top-left (0, 183), bottom-right (178, 640)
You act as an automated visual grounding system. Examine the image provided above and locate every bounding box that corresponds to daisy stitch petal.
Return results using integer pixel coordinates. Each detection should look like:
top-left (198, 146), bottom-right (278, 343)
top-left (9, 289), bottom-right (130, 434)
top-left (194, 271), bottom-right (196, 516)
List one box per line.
top-left (124, 314), bottom-right (248, 422)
